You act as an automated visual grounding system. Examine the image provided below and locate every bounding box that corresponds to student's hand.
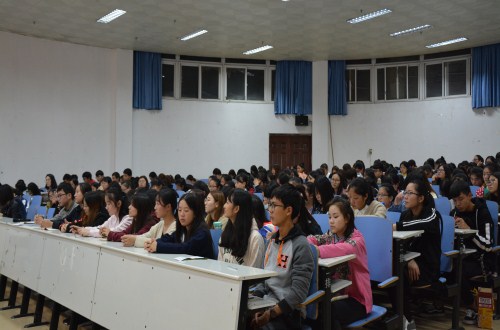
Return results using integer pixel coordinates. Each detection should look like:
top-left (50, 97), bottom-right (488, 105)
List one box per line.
top-left (41, 219), bottom-right (53, 229)
top-left (454, 217), bottom-right (470, 229)
top-left (100, 227), bottom-right (110, 237)
top-left (60, 220), bottom-right (69, 232)
top-left (407, 260), bottom-right (420, 282)
top-left (34, 214), bottom-right (44, 224)
top-left (392, 223), bottom-right (397, 231)
top-left (75, 227), bottom-right (88, 236)
top-left (144, 238), bottom-right (157, 253)
top-left (394, 191), bottom-right (404, 205)
top-left (69, 225), bottom-right (79, 234)
top-left (251, 310), bottom-right (271, 328)
top-left (121, 235), bottom-right (136, 247)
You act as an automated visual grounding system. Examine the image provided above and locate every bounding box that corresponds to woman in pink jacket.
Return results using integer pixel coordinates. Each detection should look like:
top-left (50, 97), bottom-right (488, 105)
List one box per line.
top-left (307, 197), bottom-right (372, 330)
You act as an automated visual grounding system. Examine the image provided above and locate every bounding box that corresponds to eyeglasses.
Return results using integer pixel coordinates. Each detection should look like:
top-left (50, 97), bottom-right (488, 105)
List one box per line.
top-left (268, 202), bottom-right (285, 210)
top-left (57, 193), bottom-right (67, 199)
top-left (377, 194), bottom-right (389, 198)
top-left (403, 191), bottom-right (420, 197)
top-left (486, 179), bottom-right (497, 184)
top-left (436, 169), bottom-right (445, 173)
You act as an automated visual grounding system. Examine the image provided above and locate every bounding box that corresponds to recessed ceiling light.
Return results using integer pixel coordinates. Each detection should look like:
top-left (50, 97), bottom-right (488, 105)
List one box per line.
top-left (243, 45), bottom-right (273, 55)
top-left (179, 29), bottom-right (208, 41)
top-left (97, 9), bottom-right (126, 24)
top-left (426, 37), bottom-right (468, 48)
top-left (347, 9), bottom-right (392, 24)
top-left (390, 24), bottom-right (432, 37)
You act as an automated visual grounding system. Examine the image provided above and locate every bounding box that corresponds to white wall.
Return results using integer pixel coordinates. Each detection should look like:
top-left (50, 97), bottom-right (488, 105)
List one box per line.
top-left (1, 31), bottom-right (499, 186)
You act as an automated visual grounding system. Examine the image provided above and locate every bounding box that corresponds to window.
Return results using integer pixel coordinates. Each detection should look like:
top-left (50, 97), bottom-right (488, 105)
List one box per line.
top-left (226, 67), bottom-right (265, 101)
top-left (346, 68), bottom-right (371, 102)
top-left (162, 64), bottom-right (174, 97)
top-left (201, 67), bottom-right (220, 99)
top-left (181, 65), bottom-right (198, 99)
top-left (377, 65), bottom-right (418, 101)
top-left (425, 59), bottom-right (468, 98)
top-left (181, 65), bottom-right (221, 100)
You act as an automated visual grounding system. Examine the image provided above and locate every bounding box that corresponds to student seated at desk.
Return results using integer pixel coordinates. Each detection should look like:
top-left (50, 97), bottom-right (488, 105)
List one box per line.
top-left (218, 189), bottom-right (264, 268)
top-left (347, 178), bottom-right (386, 218)
top-left (75, 188), bottom-right (132, 238)
top-left (450, 180), bottom-right (494, 324)
top-left (120, 188), bottom-right (177, 247)
top-left (251, 184), bottom-right (314, 330)
top-left (107, 193), bottom-right (157, 242)
top-left (144, 192), bottom-right (214, 259)
top-left (204, 190), bottom-right (228, 230)
top-left (307, 197), bottom-right (372, 330)
top-left (35, 182), bottom-right (79, 229)
top-left (0, 184), bottom-right (27, 219)
top-left (392, 178), bottom-right (441, 329)
top-left (66, 191), bottom-right (108, 232)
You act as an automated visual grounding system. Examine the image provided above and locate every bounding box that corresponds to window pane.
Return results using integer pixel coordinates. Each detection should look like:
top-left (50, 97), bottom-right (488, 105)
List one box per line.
top-left (271, 69), bottom-right (276, 101)
top-left (397, 66), bottom-right (407, 99)
top-left (201, 66), bottom-right (219, 99)
top-left (408, 66), bottom-right (419, 99)
top-left (181, 66), bottom-right (199, 98)
top-left (426, 64), bottom-right (442, 97)
top-left (386, 67), bottom-right (397, 100)
top-left (227, 68), bottom-right (245, 100)
top-left (447, 60), bottom-right (466, 95)
top-left (162, 64), bottom-right (174, 97)
top-left (356, 70), bottom-right (370, 101)
top-left (346, 69), bottom-right (355, 102)
top-left (377, 68), bottom-right (385, 100)
top-left (247, 69), bottom-right (264, 101)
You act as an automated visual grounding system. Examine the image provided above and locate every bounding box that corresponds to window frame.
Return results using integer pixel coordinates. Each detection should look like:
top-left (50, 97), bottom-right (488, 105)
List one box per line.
top-left (375, 63), bottom-right (419, 102)
top-left (423, 56), bottom-right (470, 99)
top-left (224, 65), bottom-right (269, 103)
top-left (345, 67), bottom-right (372, 103)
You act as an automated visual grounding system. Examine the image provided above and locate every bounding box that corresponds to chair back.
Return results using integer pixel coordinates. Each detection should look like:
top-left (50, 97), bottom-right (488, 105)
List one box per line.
top-left (200, 179), bottom-right (209, 184)
top-left (440, 215), bottom-right (455, 273)
top-left (435, 197), bottom-right (451, 217)
top-left (470, 185), bottom-right (480, 197)
top-left (312, 214), bottom-right (329, 234)
top-left (354, 216), bottom-right (393, 282)
top-left (306, 244), bottom-right (320, 320)
top-left (254, 193), bottom-right (264, 201)
top-left (46, 208), bottom-right (56, 219)
top-left (210, 229), bottom-right (223, 259)
top-left (26, 195), bottom-right (42, 220)
top-left (37, 205), bottom-right (48, 218)
top-left (176, 190), bottom-right (185, 198)
top-left (386, 211), bottom-right (400, 224)
top-left (432, 185), bottom-right (441, 197)
top-left (486, 200), bottom-right (498, 245)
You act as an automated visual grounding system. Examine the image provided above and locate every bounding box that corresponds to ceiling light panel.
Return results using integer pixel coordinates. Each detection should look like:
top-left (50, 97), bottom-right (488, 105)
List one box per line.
top-left (179, 29), bottom-right (208, 41)
top-left (347, 9), bottom-right (392, 24)
top-left (426, 37), bottom-right (468, 48)
top-left (243, 45), bottom-right (273, 55)
top-left (390, 24), bottom-right (432, 37)
top-left (97, 9), bottom-right (126, 24)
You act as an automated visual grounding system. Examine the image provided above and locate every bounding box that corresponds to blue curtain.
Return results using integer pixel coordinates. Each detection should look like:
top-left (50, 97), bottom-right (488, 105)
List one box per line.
top-left (133, 51), bottom-right (162, 110)
top-left (472, 43), bottom-right (500, 109)
top-left (274, 61), bottom-right (312, 115)
top-left (328, 60), bottom-right (347, 116)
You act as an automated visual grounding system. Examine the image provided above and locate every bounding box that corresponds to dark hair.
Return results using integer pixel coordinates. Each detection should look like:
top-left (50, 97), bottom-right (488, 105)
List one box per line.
top-left (95, 170), bottom-right (104, 177)
top-left (157, 188), bottom-right (178, 214)
top-left (449, 180), bottom-right (471, 199)
top-left (470, 167), bottom-right (484, 186)
top-left (62, 173), bottom-right (72, 181)
top-left (475, 155), bottom-right (484, 163)
top-left (138, 176), bottom-right (149, 187)
top-left (235, 173), bottom-right (251, 190)
top-left (353, 160), bottom-right (365, 171)
top-left (220, 189), bottom-right (254, 258)
top-left (106, 188), bottom-right (129, 220)
top-left (149, 171), bottom-right (158, 179)
top-left (112, 172), bottom-right (120, 180)
top-left (325, 196), bottom-right (356, 238)
top-left (175, 192), bottom-right (208, 242)
top-left (277, 172), bottom-right (290, 185)
top-left (271, 184), bottom-right (302, 220)
top-left (0, 184), bottom-right (14, 206)
top-left (192, 180), bottom-right (210, 197)
top-left (208, 177), bottom-right (222, 191)
top-left (213, 168), bottom-right (222, 176)
top-left (315, 176), bottom-right (335, 212)
top-left (379, 183), bottom-right (397, 201)
top-left (130, 194), bottom-right (154, 233)
top-left (407, 178), bottom-right (435, 210)
top-left (251, 194), bottom-right (266, 229)
top-left (78, 182), bottom-right (92, 196)
top-left (347, 178), bottom-right (374, 204)
top-left (82, 171), bottom-right (92, 180)
top-left (408, 159), bottom-right (416, 168)
top-left (102, 176), bottom-right (112, 184)
top-left (206, 190), bottom-right (226, 227)
top-left (175, 177), bottom-right (187, 191)
top-left (123, 168), bottom-right (132, 176)
top-left (57, 182), bottom-right (75, 198)
top-left (15, 180), bottom-right (27, 196)
top-left (485, 172), bottom-right (500, 204)
top-left (264, 182), bottom-right (279, 199)
top-left (45, 174), bottom-right (57, 190)
top-left (221, 174), bottom-right (232, 185)
top-left (27, 182), bottom-right (41, 196)
top-left (82, 191), bottom-right (105, 226)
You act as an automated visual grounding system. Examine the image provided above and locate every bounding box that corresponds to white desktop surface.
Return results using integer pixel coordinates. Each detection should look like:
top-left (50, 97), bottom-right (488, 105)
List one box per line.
top-left (318, 254), bottom-right (356, 268)
top-left (393, 230), bottom-right (424, 240)
top-left (455, 229), bottom-right (478, 235)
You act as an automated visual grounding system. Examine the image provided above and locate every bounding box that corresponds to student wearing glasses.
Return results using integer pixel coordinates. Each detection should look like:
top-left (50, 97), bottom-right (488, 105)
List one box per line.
top-left (484, 172), bottom-right (500, 206)
top-left (251, 184), bottom-right (314, 329)
top-left (391, 178), bottom-right (441, 329)
top-left (35, 182), bottom-right (79, 229)
top-left (376, 183), bottom-right (402, 212)
top-left (476, 163), bottom-right (499, 198)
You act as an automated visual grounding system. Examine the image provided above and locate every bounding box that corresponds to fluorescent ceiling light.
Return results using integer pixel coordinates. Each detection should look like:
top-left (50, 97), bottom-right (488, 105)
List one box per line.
top-left (97, 9), bottom-right (126, 24)
top-left (426, 37), bottom-right (468, 48)
top-left (390, 24), bottom-right (432, 37)
top-left (243, 45), bottom-right (273, 55)
top-left (347, 9), bottom-right (392, 24)
top-left (179, 29), bottom-right (208, 41)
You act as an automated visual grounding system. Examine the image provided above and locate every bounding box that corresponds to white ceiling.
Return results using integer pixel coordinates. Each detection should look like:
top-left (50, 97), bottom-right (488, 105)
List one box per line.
top-left (1, 0), bottom-right (499, 60)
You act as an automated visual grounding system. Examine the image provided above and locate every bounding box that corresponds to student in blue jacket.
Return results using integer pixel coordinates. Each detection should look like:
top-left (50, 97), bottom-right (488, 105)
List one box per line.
top-left (145, 192), bottom-right (214, 259)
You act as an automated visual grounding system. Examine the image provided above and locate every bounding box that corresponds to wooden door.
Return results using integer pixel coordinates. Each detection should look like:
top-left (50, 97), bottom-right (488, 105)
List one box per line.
top-left (269, 134), bottom-right (312, 172)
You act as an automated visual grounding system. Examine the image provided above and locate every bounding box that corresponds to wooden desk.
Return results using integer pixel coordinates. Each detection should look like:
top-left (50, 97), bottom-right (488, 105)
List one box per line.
top-left (318, 254), bottom-right (356, 330)
top-left (0, 218), bottom-right (276, 329)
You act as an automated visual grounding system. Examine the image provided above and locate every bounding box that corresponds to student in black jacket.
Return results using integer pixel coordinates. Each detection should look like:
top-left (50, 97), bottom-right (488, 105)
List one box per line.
top-left (0, 184), bottom-right (27, 219)
top-left (449, 180), bottom-right (493, 325)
